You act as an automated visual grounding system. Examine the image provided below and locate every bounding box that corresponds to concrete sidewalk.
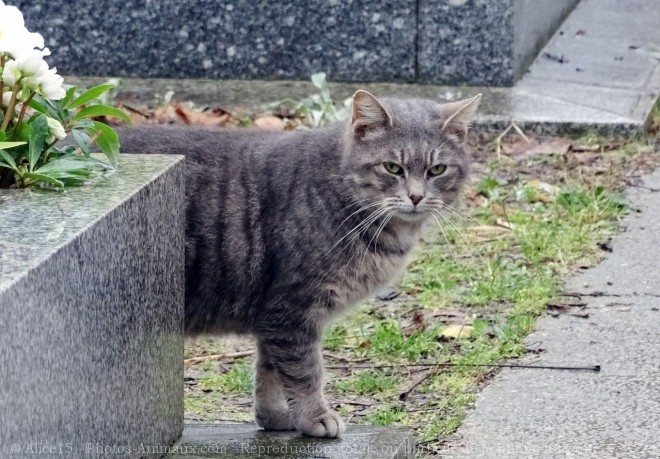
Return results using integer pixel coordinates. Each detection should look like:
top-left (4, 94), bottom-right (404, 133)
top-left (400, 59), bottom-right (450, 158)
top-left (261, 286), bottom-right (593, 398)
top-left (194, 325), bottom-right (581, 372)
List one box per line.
top-left (443, 172), bottom-right (660, 458)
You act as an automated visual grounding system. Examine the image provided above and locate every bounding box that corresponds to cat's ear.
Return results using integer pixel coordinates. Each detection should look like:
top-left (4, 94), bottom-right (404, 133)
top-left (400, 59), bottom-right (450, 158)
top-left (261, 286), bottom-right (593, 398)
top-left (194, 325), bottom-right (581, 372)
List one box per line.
top-left (438, 94), bottom-right (482, 141)
top-left (351, 90), bottom-right (393, 141)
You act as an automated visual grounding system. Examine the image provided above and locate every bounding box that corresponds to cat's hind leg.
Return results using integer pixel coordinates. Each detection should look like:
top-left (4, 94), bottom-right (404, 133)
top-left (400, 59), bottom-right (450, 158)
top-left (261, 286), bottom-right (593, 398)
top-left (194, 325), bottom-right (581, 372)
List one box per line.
top-left (254, 341), bottom-right (295, 431)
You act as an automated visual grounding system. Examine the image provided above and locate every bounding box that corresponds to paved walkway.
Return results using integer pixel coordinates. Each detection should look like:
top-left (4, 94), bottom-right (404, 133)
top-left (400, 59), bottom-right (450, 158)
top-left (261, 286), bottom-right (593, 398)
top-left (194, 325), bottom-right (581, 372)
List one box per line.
top-left (443, 171), bottom-right (660, 458)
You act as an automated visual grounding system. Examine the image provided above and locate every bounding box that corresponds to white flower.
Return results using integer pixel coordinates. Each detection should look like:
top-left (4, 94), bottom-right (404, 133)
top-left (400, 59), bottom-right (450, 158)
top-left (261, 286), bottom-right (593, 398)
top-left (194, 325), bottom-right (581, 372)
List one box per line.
top-left (38, 68), bottom-right (65, 100)
top-left (2, 59), bottom-right (21, 86)
top-left (46, 117), bottom-right (66, 141)
top-left (15, 49), bottom-right (49, 77)
top-left (2, 91), bottom-right (11, 107)
top-left (0, 5), bottom-right (25, 29)
top-left (0, 6), bottom-right (27, 56)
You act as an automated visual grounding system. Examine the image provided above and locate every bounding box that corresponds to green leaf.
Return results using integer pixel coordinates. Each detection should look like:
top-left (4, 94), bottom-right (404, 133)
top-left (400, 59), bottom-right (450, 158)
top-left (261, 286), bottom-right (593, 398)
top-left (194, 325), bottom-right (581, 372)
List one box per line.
top-left (61, 85), bottom-right (78, 107)
top-left (0, 150), bottom-right (18, 170)
top-left (67, 84), bottom-right (117, 109)
top-left (22, 172), bottom-right (64, 187)
top-left (74, 104), bottom-right (131, 125)
top-left (36, 157), bottom-right (94, 174)
top-left (89, 121), bottom-right (120, 164)
top-left (72, 130), bottom-right (91, 156)
top-left (29, 95), bottom-right (60, 119)
top-left (28, 97), bottom-right (50, 115)
top-left (0, 141), bottom-right (26, 150)
top-left (28, 114), bottom-right (49, 172)
top-left (311, 72), bottom-right (327, 90)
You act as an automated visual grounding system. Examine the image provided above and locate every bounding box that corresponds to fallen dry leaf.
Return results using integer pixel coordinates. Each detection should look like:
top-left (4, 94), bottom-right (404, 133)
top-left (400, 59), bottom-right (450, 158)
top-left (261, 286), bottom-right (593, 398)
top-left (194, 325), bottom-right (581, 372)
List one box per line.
top-left (495, 218), bottom-right (516, 230)
top-left (403, 310), bottom-right (428, 336)
top-left (254, 116), bottom-right (285, 131)
top-left (431, 308), bottom-right (468, 323)
top-left (509, 138), bottom-right (572, 160)
top-left (175, 105), bottom-right (231, 127)
top-left (440, 324), bottom-right (473, 339)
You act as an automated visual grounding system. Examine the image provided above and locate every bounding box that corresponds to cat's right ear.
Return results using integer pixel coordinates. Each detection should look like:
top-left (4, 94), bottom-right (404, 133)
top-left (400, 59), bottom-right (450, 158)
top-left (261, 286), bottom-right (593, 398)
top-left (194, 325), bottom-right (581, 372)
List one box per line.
top-left (351, 90), bottom-right (393, 141)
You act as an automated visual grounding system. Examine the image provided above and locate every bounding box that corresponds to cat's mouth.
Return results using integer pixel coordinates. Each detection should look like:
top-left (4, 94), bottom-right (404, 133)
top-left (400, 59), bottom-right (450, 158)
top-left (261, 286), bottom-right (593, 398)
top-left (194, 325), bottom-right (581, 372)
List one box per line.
top-left (394, 206), bottom-right (430, 222)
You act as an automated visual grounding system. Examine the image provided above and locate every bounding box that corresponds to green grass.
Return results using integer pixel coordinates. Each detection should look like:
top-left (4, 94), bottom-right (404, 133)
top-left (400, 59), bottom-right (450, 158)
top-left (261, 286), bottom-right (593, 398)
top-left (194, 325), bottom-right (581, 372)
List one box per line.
top-left (197, 359), bottom-right (253, 394)
top-left (333, 370), bottom-right (398, 396)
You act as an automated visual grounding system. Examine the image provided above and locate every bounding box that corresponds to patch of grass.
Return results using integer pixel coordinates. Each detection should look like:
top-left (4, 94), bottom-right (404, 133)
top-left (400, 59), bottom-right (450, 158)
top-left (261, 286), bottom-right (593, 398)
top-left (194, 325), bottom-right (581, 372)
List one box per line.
top-left (333, 370), bottom-right (399, 396)
top-left (365, 405), bottom-right (408, 426)
top-left (198, 359), bottom-right (253, 394)
top-left (184, 394), bottom-right (219, 417)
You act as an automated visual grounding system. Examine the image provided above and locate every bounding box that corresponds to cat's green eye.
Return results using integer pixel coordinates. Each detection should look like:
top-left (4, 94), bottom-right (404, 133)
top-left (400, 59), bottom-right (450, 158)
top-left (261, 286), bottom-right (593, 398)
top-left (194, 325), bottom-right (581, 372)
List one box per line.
top-left (428, 164), bottom-right (447, 177)
top-left (383, 162), bottom-right (403, 175)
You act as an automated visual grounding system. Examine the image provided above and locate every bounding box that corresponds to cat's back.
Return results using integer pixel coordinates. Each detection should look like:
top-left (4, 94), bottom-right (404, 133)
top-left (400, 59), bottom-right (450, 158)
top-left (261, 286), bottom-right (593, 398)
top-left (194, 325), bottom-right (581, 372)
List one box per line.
top-left (118, 126), bottom-right (281, 164)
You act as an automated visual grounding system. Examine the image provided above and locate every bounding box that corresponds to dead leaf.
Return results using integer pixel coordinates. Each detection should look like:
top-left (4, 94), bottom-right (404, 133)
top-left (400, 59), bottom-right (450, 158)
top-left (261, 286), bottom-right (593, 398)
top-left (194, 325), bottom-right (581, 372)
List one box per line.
top-left (569, 311), bottom-right (590, 319)
top-left (403, 310), bottom-right (428, 336)
top-left (431, 308), bottom-right (467, 323)
top-left (440, 324), bottom-right (473, 339)
top-left (254, 116), bottom-right (285, 131)
top-left (490, 202), bottom-right (506, 217)
top-left (174, 105), bottom-right (230, 127)
top-left (495, 218), bottom-right (515, 230)
top-left (474, 194), bottom-right (489, 207)
top-left (509, 138), bottom-right (572, 160)
top-left (568, 142), bottom-right (623, 153)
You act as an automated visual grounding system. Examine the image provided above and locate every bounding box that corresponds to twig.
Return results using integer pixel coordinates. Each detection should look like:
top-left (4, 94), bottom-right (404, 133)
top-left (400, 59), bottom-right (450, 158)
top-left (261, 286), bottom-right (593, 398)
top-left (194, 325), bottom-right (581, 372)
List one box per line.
top-left (323, 352), bottom-right (369, 363)
top-left (184, 350), bottom-right (254, 367)
top-left (491, 122), bottom-right (530, 159)
top-left (326, 362), bottom-right (600, 372)
top-left (339, 400), bottom-right (373, 407)
top-left (120, 103), bottom-right (150, 118)
top-left (399, 369), bottom-right (436, 401)
top-left (11, 92), bottom-right (35, 140)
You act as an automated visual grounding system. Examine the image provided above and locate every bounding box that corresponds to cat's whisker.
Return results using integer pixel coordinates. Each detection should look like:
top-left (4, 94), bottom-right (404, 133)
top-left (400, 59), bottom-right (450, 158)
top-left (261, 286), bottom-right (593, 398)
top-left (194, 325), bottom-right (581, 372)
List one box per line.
top-left (439, 202), bottom-right (476, 225)
top-left (333, 200), bottom-right (385, 236)
top-left (327, 205), bottom-right (390, 253)
top-left (318, 206), bottom-right (392, 283)
top-left (430, 212), bottom-right (458, 262)
top-left (433, 209), bottom-right (482, 263)
top-left (359, 209), bottom-right (394, 269)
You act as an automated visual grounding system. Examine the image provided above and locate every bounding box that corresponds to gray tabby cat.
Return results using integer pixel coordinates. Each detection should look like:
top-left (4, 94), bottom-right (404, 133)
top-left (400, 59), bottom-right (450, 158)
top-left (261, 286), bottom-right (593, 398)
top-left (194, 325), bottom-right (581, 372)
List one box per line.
top-left (118, 90), bottom-right (480, 438)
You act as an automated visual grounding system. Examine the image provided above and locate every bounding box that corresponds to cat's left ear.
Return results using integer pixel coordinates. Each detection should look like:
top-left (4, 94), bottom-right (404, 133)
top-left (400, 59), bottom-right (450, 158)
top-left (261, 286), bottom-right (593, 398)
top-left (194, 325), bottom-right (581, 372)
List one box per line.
top-left (351, 90), bottom-right (393, 141)
top-left (438, 94), bottom-right (482, 141)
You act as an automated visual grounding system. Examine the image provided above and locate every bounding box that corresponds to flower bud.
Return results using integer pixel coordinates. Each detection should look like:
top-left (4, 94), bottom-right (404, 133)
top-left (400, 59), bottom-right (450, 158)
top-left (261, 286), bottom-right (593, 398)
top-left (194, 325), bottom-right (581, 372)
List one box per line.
top-left (2, 59), bottom-right (20, 86)
top-left (46, 117), bottom-right (67, 141)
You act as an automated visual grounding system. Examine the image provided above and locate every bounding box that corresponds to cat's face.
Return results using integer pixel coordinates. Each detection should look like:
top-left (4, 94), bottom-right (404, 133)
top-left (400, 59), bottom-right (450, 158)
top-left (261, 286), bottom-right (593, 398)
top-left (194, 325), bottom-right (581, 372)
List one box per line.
top-left (344, 92), bottom-right (480, 224)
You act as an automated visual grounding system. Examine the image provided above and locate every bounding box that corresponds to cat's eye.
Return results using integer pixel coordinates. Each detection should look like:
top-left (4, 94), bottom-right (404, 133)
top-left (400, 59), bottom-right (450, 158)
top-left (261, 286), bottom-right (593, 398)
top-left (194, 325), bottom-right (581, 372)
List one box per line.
top-left (428, 164), bottom-right (447, 177)
top-left (383, 162), bottom-right (403, 175)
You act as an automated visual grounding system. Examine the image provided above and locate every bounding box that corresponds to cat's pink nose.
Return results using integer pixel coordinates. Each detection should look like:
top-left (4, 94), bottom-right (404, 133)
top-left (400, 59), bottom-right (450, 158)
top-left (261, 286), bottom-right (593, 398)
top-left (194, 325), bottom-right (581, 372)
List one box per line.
top-left (409, 195), bottom-right (423, 206)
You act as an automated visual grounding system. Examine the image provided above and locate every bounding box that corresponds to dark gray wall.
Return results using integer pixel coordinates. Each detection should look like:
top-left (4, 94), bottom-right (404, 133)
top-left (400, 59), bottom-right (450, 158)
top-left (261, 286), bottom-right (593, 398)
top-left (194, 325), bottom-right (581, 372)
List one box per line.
top-left (12, 0), bottom-right (578, 86)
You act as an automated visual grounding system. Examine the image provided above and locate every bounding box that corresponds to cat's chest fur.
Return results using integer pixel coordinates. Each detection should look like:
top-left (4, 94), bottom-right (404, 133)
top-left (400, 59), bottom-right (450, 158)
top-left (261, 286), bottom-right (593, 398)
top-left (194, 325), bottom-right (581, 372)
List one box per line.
top-left (325, 229), bottom-right (419, 317)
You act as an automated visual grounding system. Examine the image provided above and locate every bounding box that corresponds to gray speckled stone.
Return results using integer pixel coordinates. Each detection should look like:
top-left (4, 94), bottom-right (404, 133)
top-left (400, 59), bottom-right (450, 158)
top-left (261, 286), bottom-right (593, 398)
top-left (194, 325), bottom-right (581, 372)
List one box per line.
top-left (167, 424), bottom-right (414, 459)
top-left (418, 0), bottom-right (579, 86)
top-left (12, 0), bottom-right (416, 83)
top-left (0, 155), bottom-right (185, 458)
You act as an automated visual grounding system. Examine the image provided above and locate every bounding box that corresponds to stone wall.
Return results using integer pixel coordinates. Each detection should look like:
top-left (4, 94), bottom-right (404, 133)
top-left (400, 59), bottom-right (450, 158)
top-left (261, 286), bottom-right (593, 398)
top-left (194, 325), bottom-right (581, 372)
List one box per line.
top-left (0, 155), bottom-right (185, 459)
top-left (13, 0), bottom-right (578, 86)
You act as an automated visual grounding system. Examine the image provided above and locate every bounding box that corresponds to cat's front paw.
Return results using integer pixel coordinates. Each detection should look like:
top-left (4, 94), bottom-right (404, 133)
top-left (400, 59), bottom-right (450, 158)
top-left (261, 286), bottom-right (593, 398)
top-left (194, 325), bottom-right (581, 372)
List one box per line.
top-left (296, 408), bottom-right (345, 438)
top-left (256, 406), bottom-right (295, 431)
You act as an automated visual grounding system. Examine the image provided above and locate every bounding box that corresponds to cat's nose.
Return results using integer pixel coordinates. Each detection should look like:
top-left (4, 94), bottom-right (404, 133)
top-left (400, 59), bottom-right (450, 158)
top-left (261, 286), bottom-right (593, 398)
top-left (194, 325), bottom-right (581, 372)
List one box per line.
top-left (409, 195), bottom-right (423, 206)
